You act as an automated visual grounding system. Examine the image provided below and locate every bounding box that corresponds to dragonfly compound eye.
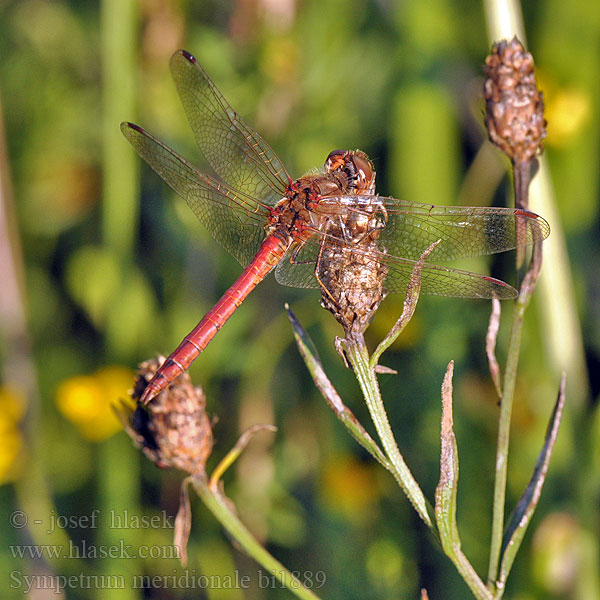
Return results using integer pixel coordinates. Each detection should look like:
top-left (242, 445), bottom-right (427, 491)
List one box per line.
top-left (324, 149), bottom-right (375, 194)
top-left (325, 149), bottom-right (348, 172)
top-left (348, 151), bottom-right (375, 193)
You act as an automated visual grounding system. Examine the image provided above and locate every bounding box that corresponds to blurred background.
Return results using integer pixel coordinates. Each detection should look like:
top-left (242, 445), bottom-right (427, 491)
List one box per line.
top-left (0, 1), bottom-right (598, 598)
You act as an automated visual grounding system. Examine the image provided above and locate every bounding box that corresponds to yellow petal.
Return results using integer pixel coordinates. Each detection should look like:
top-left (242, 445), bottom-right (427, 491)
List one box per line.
top-left (55, 366), bottom-right (135, 442)
top-left (0, 429), bottom-right (24, 484)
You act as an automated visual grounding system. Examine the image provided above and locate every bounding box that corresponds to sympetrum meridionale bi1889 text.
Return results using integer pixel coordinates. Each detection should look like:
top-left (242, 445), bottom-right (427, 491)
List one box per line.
top-left (121, 50), bottom-right (550, 404)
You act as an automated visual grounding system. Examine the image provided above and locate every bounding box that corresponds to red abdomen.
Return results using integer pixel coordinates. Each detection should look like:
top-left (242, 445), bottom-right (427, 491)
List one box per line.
top-left (140, 234), bottom-right (289, 404)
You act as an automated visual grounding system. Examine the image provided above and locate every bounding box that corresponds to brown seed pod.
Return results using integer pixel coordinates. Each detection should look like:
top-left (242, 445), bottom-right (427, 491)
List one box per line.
top-left (119, 357), bottom-right (213, 475)
top-left (483, 37), bottom-right (547, 163)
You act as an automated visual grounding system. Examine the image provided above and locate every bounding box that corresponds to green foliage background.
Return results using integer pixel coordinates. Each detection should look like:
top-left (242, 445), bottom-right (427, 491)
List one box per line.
top-left (0, 1), bottom-right (598, 598)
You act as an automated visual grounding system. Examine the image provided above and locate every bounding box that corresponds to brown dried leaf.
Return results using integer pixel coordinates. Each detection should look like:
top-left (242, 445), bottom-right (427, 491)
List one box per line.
top-left (174, 477), bottom-right (193, 566)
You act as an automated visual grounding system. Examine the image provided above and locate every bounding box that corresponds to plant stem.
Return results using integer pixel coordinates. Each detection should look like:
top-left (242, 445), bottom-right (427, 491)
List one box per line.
top-left (98, 436), bottom-right (140, 600)
top-left (514, 161), bottom-right (530, 268)
top-left (488, 172), bottom-right (543, 589)
top-left (497, 374), bottom-right (566, 588)
top-left (483, 0), bottom-right (526, 43)
top-left (487, 298), bottom-right (523, 586)
top-left (192, 476), bottom-right (323, 600)
top-left (343, 337), bottom-right (436, 533)
top-left (101, 0), bottom-right (138, 262)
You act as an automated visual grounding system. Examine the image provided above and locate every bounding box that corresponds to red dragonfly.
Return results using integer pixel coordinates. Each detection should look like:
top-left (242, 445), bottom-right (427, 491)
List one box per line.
top-left (122, 50), bottom-right (549, 404)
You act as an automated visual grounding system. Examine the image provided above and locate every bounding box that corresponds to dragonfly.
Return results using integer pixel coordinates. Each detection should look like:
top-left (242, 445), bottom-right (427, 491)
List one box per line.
top-left (122, 50), bottom-right (550, 404)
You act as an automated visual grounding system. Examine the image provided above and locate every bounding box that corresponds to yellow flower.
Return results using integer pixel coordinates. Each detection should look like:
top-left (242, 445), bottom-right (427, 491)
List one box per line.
top-left (56, 366), bottom-right (135, 442)
top-left (320, 455), bottom-right (380, 521)
top-left (0, 430), bottom-right (24, 484)
top-left (536, 72), bottom-right (592, 147)
top-left (0, 385), bottom-right (28, 484)
top-left (545, 87), bottom-right (591, 146)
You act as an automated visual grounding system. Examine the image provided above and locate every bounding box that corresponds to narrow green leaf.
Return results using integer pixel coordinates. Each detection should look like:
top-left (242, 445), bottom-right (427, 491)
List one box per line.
top-left (435, 361), bottom-right (459, 545)
top-left (285, 303), bottom-right (323, 364)
top-left (285, 304), bottom-right (390, 469)
top-left (371, 240), bottom-right (439, 368)
top-left (192, 475), bottom-right (323, 600)
top-left (435, 362), bottom-right (492, 600)
top-left (210, 424), bottom-right (278, 487)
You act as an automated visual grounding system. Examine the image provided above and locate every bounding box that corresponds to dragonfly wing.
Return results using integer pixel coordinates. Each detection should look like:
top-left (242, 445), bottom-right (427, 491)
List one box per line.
top-left (383, 255), bottom-right (518, 299)
top-left (275, 229), bottom-right (518, 298)
top-left (170, 50), bottom-right (291, 205)
top-left (121, 122), bottom-right (267, 266)
top-left (376, 198), bottom-right (550, 262)
top-left (275, 238), bottom-right (321, 289)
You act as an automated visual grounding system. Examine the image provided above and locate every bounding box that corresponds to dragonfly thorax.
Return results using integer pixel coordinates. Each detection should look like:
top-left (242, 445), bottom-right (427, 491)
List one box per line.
top-left (268, 150), bottom-right (377, 243)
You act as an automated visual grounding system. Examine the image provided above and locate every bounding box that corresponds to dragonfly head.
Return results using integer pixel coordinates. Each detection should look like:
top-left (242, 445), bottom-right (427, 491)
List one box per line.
top-left (325, 149), bottom-right (376, 195)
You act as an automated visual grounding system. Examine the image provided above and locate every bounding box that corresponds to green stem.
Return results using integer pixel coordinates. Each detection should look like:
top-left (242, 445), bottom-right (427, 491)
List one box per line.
top-left (192, 476), bottom-right (323, 600)
top-left (101, 0), bottom-right (138, 261)
top-left (343, 337), bottom-right (436, 533)
top-left (98, 435), bottom-right (140, 600)
top-left (487, 299), bottom-right (524, 587)
top-left (488, 212), bottom-right (543, 591)
top-left (483, 0), bottom-right (526, 43)
top-left (453, 550), bottom-right (494, 600)
top-left (514, 161), bottom-right (530, 269)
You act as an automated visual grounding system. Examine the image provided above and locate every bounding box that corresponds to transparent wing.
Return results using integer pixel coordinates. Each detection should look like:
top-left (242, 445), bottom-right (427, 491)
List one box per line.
top-left (170, 50), bottom-right (291, 205)
top-left (275, 229), bottom-right (518, 299)
top-left (275, 240), bottom-right (322, 289)
top-left (383, 253), bottom-right (517, 298)
top-left (377, 197), bottom-right (550, 261)
top-left (276, 194), bottom-right (548, 297)
top-left (121, 122), bottom-right (269, 266)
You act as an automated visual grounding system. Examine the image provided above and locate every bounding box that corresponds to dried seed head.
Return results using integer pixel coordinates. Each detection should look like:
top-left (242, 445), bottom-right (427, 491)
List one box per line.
top-left (483, 37), bottom-right (546, 163)
top-left (319, 240), bottom-right (388, 339)
top-left (119, 357), bottom-right (213, 475)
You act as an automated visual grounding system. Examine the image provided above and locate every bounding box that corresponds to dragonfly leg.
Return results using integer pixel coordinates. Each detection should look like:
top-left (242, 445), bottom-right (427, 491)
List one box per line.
top-left (313, 228), bottom-right (341, 308)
